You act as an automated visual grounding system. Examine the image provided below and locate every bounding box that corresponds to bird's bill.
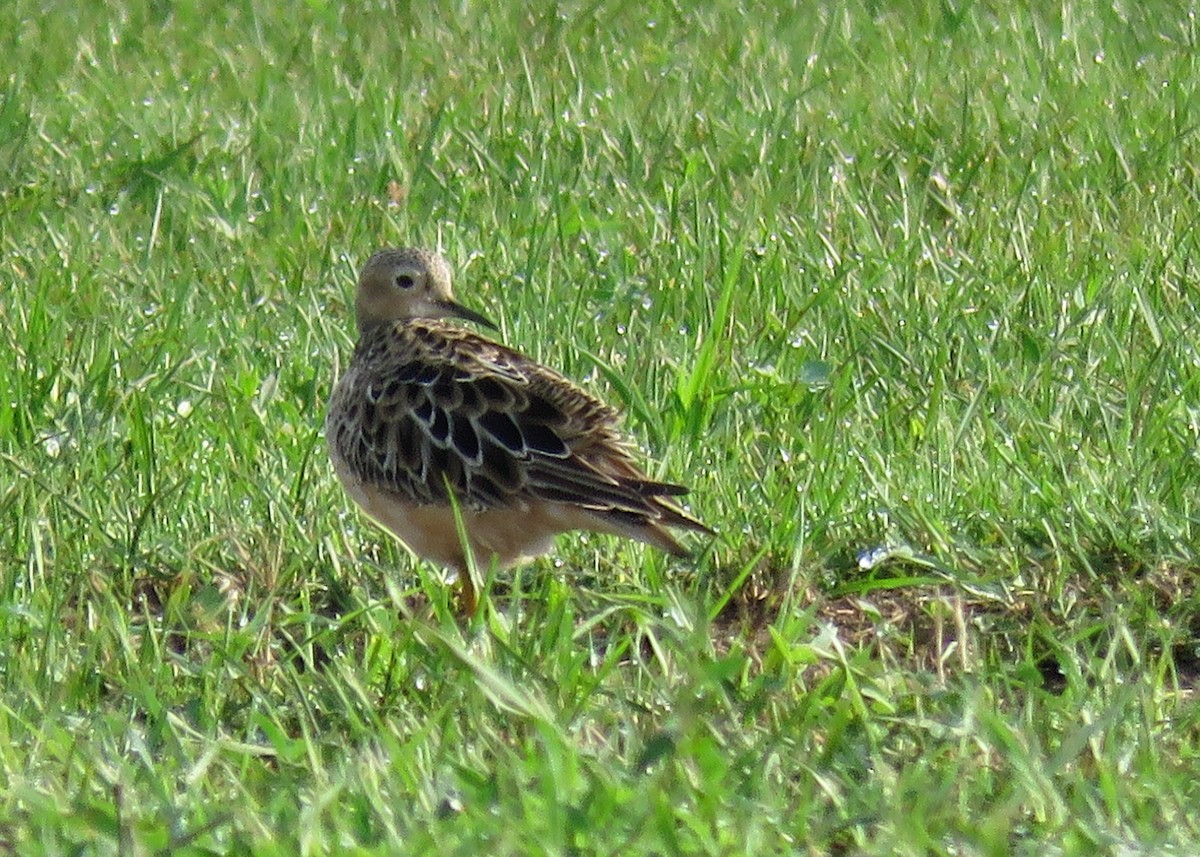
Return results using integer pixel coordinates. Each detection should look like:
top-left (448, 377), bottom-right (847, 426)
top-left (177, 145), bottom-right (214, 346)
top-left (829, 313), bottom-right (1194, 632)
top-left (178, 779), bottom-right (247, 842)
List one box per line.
top-left (439, 299), bottom-right (498, 330)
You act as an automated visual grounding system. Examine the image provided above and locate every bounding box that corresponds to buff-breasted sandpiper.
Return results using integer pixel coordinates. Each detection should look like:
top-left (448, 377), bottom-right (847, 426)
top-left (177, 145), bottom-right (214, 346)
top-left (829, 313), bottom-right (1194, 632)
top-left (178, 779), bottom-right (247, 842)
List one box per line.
top-left (326, 247), bottom-right (712, 613)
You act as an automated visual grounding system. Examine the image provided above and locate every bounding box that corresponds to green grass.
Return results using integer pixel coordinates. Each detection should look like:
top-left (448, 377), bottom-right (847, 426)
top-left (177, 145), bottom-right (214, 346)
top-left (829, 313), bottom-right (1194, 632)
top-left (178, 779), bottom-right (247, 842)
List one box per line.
top-left (3, 1), bottom-right (1200, 853)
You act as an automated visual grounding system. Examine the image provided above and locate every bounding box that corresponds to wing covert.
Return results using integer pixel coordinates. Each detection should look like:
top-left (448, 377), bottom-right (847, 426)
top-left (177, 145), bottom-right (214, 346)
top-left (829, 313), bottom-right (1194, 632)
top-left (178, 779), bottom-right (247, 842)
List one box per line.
top-left (330, 320), bottom-right (680, 524)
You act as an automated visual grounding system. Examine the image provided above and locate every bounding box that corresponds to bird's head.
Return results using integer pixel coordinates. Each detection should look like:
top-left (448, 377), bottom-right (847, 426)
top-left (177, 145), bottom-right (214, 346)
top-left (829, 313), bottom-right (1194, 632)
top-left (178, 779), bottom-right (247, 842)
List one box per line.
top-left (354, 247), bottom-right (497, 333)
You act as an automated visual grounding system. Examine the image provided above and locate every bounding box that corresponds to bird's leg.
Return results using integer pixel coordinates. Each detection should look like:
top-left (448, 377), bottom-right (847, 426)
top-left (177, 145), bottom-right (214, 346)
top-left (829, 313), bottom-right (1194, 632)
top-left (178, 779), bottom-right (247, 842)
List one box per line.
top-left (455, 567), bottom-right (478, 617)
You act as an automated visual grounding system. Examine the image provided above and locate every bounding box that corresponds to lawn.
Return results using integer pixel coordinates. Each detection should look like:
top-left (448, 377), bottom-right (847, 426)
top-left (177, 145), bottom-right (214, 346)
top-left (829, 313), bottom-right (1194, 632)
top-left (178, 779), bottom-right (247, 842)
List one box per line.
top-left (3, 1), bottom-right (1200, 854)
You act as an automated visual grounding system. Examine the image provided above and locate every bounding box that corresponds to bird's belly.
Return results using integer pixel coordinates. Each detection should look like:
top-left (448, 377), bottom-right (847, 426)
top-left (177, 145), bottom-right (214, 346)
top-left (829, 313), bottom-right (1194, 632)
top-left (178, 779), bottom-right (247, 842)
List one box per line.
top-left (333, 456), bottom-right (576, 570)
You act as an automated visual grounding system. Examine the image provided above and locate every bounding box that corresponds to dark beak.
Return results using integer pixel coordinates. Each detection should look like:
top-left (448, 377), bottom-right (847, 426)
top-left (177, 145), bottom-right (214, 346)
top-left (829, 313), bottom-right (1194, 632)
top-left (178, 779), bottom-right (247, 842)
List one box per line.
top-left (440, 299), bottom-right (498, 331)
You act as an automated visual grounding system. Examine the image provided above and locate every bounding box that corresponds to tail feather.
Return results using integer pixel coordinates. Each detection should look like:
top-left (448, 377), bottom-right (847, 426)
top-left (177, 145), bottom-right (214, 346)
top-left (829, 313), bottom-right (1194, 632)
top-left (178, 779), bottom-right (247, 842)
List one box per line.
top-left (649, 497), bottom-right (715, 536)
top-left (592, 509), bottom-right (693, 557)
top-left (586, 493), bottom-right (715, 558)
top-left (627, 479), bottom-right (691, 497)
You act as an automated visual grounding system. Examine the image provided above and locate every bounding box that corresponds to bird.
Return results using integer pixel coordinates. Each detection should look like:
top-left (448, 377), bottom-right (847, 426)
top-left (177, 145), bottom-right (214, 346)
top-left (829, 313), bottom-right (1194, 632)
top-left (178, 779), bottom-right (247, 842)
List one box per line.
top-left (326, 247), bottom-right (713, 614)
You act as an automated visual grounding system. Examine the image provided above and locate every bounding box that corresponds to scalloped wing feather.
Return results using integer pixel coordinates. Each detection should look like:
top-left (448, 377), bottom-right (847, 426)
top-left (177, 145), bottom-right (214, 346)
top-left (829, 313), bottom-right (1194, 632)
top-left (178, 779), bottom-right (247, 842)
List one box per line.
top-left (327, 320), bottom-right (711, 542)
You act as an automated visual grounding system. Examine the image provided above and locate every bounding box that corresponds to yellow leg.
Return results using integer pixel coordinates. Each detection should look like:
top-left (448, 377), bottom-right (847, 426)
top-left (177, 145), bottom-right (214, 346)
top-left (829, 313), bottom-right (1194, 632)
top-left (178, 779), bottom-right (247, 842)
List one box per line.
top-left (456, 570), bottom-right (478, 617)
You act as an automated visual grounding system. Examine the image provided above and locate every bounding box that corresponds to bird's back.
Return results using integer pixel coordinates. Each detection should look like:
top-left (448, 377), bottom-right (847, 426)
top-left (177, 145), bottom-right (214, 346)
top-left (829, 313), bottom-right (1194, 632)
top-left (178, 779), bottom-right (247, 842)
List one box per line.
top-left (326, 318), bottom-right (709, 555)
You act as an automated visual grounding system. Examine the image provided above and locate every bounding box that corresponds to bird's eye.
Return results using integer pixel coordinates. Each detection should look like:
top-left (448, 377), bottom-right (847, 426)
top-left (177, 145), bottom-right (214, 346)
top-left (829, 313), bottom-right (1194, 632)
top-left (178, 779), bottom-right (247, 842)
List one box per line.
top-left (395, 274), bottom-right (416, 289)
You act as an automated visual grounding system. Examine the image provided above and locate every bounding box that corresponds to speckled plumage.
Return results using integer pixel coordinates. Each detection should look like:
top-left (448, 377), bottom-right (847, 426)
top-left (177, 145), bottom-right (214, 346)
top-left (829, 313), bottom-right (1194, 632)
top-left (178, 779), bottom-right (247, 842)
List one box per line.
top-left (326, 247), bottom-right (712, 612)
